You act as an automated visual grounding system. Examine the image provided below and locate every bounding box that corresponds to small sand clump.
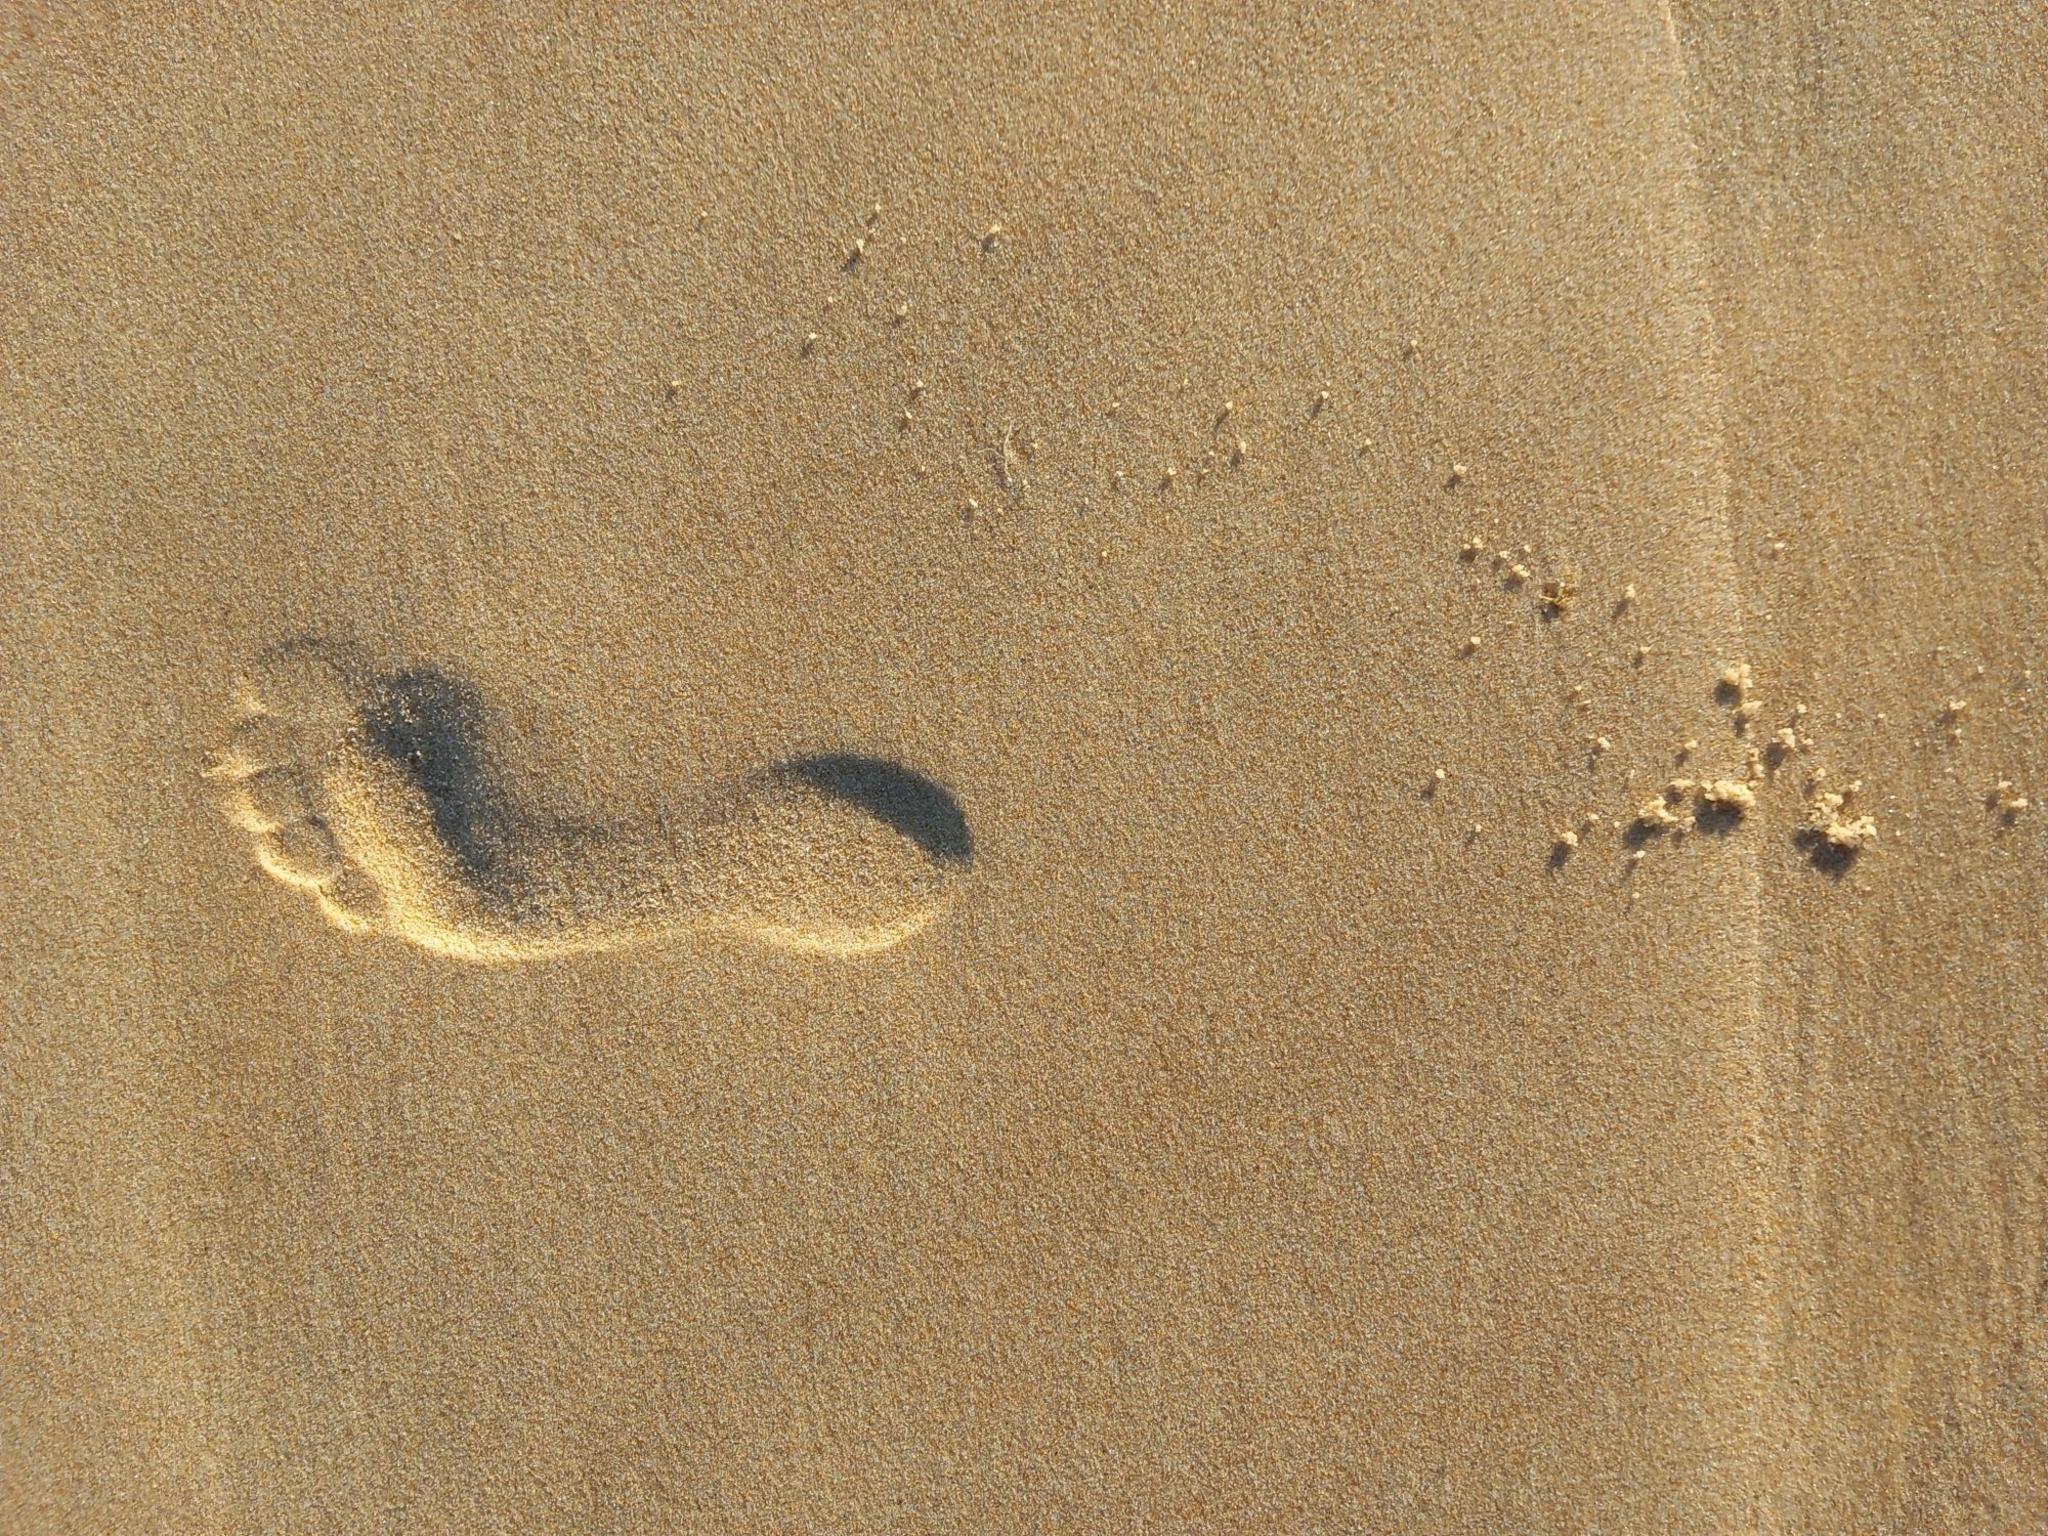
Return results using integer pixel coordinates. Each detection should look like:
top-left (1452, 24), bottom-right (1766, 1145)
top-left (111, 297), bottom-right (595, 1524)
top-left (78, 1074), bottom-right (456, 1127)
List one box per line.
top-left (1804, 787), bottom-right (1879, 851)
top-left (1634, 799), bottom-right (1680, 829)
top-left (1698, 779), bottom-right (1757, 814)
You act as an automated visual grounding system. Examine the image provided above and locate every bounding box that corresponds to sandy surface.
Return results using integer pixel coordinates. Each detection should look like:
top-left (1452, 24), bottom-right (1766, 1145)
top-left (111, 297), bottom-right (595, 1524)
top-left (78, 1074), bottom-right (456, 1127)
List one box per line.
top-left (3, 5), bottom-right (2042, 1531)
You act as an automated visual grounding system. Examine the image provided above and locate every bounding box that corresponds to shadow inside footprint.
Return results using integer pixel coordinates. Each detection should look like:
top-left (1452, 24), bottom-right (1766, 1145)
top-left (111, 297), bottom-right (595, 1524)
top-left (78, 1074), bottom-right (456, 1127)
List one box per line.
top-left (352, 664), bottom-right (972, 885)
top-left (359, 667), bottom-right (514, 888)
top-left (782, 754), bottom-right (975, 865)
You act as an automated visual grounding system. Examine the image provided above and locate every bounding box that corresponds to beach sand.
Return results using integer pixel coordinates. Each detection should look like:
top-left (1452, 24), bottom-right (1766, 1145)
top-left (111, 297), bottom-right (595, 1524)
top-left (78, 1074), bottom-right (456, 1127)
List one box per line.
top-left (3, 5), bottom-right (2042, 1531)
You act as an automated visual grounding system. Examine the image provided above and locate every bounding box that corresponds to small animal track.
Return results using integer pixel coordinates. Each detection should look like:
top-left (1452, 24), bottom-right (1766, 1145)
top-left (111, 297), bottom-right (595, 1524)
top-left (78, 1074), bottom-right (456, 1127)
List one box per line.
top-left (206, 645), bottom-right (971, 962)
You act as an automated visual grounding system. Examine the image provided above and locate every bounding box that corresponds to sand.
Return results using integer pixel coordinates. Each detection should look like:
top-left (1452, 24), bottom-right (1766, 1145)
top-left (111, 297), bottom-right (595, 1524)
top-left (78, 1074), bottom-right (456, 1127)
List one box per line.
top-left (2, 5), bottom-right (2042, 1531)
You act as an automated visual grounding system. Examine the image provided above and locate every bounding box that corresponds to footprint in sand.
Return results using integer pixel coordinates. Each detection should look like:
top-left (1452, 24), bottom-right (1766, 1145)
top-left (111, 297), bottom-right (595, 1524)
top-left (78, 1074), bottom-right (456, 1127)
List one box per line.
top-left (205, 645), bottom-right (971, 962)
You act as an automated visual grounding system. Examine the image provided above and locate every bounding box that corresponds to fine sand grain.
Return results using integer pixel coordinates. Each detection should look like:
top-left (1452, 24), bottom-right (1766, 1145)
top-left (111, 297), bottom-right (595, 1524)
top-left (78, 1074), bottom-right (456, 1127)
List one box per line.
top-left (3, 5), bottom-right (2043, 1532)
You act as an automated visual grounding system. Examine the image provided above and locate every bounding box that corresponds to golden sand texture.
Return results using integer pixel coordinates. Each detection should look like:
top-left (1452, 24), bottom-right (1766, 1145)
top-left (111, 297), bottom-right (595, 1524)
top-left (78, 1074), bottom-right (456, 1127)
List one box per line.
top-left (3, 4), bottom-right (2042, 1532)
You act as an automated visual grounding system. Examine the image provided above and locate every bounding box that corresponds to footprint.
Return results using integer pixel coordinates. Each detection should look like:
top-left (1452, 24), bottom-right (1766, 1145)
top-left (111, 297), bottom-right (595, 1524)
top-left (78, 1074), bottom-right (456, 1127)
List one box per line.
top-left (205, 645), bottom-right (972, 962)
